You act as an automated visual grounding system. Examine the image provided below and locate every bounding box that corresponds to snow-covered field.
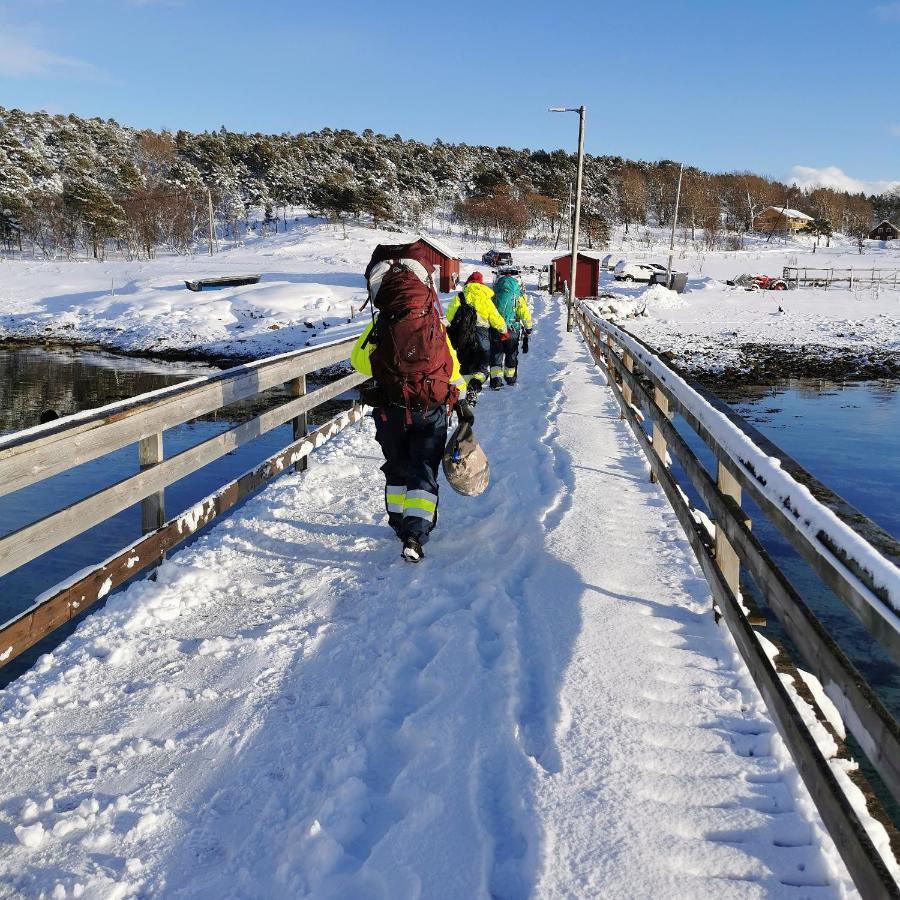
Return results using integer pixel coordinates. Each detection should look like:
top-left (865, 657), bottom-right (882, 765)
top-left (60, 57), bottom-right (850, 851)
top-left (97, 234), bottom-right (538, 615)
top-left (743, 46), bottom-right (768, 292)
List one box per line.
top-left (0, 293), bottom-right (869, 898)
top-left (514, 236), bottom-right (900, 380)
top-left (1, 217), bottom-right (898, 378)
top-left (0, 216), bottom-right (483, 363)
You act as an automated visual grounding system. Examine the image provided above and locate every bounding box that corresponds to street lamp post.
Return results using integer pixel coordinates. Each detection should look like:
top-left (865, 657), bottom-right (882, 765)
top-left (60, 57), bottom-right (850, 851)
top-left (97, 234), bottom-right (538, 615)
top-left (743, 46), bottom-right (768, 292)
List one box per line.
top-left (666, 163), bottom-right (684, 283)
top-left (550, 105), bottom-right (586, 332)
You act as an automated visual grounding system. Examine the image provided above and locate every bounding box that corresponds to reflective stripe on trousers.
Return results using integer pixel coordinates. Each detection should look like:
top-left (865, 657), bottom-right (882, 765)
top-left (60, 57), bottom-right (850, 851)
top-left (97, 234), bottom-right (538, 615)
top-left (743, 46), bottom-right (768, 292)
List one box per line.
top-left (403, 488), bottom-right (437, 520)
top-left (385, 485), bottom-right (406, 514)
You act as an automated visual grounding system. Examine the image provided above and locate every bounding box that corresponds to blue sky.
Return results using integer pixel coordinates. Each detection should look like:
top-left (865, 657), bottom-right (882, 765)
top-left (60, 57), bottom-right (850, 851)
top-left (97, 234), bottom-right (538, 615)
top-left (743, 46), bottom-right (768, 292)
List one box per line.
top-left (1, 0), bottom-right (898, 193)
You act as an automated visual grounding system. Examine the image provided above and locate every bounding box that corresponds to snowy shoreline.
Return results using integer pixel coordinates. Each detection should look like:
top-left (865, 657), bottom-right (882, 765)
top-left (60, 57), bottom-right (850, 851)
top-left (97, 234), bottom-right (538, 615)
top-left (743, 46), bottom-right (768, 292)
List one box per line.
top-left (581, 275), bottom-right (900, 386)
top-left (0, 332), bottom-right (253, 371)
top-left (642, 335), bottom-right (899, 386)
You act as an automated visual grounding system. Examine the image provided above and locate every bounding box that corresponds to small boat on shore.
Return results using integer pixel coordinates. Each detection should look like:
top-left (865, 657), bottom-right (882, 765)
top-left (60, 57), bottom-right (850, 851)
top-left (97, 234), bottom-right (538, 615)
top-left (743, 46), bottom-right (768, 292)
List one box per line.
top-left (184, 274), bottom-right (261, 292)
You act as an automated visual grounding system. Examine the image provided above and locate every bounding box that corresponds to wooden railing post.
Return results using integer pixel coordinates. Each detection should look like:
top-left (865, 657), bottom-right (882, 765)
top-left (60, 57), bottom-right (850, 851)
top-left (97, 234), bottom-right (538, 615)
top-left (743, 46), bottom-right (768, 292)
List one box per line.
top-left (650, 388), bottom-right (668, 483)
top-left (621, 353), bottom-right (633, 418)
top-left (138, 433), bottom-right (165, 534)
top-left (715, 461), bottom-right (742, 594)
top-left (289, 375), bottom-right (308, 473)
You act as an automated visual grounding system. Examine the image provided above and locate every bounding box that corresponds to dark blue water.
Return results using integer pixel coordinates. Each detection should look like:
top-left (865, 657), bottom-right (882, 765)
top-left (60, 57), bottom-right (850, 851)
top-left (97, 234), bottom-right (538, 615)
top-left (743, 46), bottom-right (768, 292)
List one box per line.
top-left (0, 346), bottom-right (348, 680)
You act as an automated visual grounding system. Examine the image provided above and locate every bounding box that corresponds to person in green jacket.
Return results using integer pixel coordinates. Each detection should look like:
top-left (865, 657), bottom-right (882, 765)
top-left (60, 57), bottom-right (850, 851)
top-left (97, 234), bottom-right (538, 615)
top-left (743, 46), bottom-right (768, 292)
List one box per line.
top-left (446, 272), bottom-right (508, 401)
top-left (489, 274), bottom-right (533, 388)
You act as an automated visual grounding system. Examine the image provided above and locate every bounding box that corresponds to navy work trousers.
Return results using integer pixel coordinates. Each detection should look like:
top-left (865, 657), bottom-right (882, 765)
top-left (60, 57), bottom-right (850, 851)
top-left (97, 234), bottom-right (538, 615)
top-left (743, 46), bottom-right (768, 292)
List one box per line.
top-left (458, 327), bottom-right (491, 386)
top-left (373, 405), bottom-right (447, 544)
top-left (490, 332), bottom-right (520, 384)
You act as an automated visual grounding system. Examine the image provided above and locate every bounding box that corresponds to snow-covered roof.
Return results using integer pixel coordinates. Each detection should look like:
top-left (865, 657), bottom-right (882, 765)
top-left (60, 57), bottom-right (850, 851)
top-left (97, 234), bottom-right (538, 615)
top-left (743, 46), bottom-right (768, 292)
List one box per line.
top-left (417, 234), bottom-right (458, 260)
top-left (552, 250), bottom-right (606, 262)
top-left (762, 206), bottom-right (813, 221)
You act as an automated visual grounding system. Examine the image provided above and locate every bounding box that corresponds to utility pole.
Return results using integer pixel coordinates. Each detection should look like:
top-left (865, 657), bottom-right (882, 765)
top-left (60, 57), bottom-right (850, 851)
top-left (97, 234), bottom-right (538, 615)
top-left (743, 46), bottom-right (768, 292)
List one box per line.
top-left (666, 163), bottom-right (684, 283)
top-left (550, 105), bottom-right (586, 332)
top-left (207, 188), bottom-right (216, 256)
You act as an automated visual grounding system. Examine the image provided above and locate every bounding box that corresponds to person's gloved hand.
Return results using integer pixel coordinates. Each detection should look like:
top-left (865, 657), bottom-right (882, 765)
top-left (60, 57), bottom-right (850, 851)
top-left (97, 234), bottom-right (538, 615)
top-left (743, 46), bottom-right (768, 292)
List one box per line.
top-left (499, 331), bottom-right (510, 342)
top-left (457, 399), bottom-right (475, 424)
top-left (522, 332), bottom-right (530, 354)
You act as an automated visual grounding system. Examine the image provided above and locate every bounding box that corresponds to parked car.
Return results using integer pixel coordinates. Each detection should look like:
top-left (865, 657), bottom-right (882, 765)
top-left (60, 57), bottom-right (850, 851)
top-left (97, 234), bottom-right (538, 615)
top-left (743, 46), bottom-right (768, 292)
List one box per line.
top-left (613, 260), bottom-right (668, 283)
top-left (482, 250), bottom-right (512, 268)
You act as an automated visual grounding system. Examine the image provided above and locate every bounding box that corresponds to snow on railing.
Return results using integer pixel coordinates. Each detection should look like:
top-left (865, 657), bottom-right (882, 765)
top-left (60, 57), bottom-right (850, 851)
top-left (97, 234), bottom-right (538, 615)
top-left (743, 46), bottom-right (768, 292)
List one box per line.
top-left (592, 309), bottom-right (900, 626)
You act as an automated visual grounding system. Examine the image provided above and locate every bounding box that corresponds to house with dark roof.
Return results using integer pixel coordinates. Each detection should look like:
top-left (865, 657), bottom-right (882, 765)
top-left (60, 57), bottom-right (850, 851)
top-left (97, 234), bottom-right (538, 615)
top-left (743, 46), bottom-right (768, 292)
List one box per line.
top-left (869, 220), bottom-right (900, 241)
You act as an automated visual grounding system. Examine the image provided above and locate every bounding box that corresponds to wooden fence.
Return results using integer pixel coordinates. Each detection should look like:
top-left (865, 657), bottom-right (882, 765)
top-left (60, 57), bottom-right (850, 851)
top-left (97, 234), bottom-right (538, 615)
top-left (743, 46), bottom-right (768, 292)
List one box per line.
top-left (783, 266), bottom-right (900, 289)
top-left (0, 336), bottom-right (367, 668)
top-left (574, 301), bottom-right (900, 899)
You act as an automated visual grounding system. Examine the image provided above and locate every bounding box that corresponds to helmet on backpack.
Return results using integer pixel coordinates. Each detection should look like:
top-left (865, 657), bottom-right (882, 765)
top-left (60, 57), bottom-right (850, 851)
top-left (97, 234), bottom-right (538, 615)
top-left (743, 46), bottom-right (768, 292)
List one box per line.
top-left (442, 421), bottom-right (490, 496)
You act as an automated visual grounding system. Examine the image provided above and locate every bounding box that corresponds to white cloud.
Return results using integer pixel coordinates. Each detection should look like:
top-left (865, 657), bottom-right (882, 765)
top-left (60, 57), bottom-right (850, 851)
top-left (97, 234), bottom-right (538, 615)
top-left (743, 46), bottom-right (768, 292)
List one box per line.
top-left (0, 27), bottom-right (100, 79)
top-left (874, 2), bottom-right (900, 19)
top-left (788, 165), bottom-right (900, 196)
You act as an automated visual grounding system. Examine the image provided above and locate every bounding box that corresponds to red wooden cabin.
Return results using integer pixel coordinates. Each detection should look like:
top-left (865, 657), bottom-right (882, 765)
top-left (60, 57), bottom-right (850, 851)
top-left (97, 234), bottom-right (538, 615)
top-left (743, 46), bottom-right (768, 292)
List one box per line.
top-left (415, 235), bottom-right (460, 293)
top-left (550, 253), bottom-right (600, 299)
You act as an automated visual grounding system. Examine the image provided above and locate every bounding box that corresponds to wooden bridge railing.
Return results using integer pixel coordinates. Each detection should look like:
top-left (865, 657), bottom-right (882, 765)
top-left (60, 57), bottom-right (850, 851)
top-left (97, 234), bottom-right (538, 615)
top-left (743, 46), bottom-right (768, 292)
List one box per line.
top-left (0, 336), bottom-right (367, 669)
top-left (574, 301), bottom-right (900, 899)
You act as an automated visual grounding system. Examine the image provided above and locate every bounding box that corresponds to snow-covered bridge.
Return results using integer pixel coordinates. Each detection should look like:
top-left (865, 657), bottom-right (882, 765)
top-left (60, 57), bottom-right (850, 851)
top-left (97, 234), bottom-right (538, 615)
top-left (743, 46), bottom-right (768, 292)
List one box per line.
top-left (0, 292), bottom-right (897, 898)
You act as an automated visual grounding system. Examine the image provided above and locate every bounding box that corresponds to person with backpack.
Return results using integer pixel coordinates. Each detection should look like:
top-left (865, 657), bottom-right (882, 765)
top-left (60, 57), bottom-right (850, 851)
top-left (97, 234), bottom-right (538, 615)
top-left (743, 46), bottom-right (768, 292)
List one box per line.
top-left (445, 272), bottom-right (508, 403)
top-left (351, 241), bottom-right (473, 563)
top-left (489, 274), bottom-right (533, 388)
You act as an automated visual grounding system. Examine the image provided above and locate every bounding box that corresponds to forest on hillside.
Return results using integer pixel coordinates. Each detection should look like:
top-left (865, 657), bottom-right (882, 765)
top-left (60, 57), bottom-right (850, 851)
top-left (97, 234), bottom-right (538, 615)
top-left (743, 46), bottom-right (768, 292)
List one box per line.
top-left (1, 106), bottom-right (898, 259)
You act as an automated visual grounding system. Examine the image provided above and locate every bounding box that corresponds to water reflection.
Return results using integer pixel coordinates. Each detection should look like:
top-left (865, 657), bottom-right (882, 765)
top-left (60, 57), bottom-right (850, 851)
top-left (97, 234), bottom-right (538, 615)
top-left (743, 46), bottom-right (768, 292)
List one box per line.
top-left (0, 345), bottom-right (211, 433)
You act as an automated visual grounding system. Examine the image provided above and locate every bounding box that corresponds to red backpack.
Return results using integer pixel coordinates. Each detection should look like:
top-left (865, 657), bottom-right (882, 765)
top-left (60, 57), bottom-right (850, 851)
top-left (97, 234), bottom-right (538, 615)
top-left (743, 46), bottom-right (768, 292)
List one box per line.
top-left (364, 240), bottom-right (458, 418)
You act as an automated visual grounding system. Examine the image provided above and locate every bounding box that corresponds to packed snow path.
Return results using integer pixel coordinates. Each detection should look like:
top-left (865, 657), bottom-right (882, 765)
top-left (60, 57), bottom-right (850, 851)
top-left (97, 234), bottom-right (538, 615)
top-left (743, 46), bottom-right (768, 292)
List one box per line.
top-left (0, 294), bottom-right (852, 899)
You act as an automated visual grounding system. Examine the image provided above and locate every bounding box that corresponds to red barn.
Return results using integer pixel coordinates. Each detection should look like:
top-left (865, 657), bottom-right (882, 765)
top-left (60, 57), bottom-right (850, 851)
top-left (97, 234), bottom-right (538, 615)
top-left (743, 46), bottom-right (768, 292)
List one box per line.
top-left (415, 235), bottom-right (460, 293)
top-left (550, 252), bottom-right (601, 299)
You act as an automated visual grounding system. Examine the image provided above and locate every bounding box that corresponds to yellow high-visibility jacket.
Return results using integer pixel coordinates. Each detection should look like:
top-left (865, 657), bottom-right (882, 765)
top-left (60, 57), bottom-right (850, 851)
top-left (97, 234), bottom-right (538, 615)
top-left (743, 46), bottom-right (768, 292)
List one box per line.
top-left (513, 293), bottom-right (533, 331)
top-left (446, 282), bottom-right (507, 332)
top-left (350, 318), bottom-right (467, 397)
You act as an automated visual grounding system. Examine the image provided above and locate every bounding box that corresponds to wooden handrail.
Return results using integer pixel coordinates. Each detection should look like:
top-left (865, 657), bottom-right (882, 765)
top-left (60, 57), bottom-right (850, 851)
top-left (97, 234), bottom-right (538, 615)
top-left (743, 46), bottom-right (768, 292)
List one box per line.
top-left (595, 323), bottom-right (900, 804)
top-left (0, 336), bottom-right (367, 669)
top-left (0, 371), bottom-right (366, 578)
top-left (0, 335), bottom-right (358, 498)
top-left (575, 302), bottom-right (900, 898)
top-left (583, 310), bottom-right (900, 659)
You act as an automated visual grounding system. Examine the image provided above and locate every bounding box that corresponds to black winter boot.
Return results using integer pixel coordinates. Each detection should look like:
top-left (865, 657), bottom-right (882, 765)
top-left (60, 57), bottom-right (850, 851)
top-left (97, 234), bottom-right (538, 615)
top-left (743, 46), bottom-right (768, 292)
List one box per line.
top-left (402, 537), bottom-right (424, 563)
top-left (490, 377), bottom-right (503, 390)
